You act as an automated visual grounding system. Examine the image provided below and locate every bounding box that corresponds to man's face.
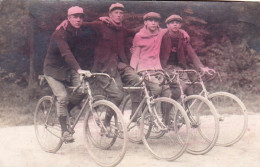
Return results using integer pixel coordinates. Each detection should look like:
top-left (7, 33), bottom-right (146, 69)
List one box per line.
top-left (68, 14), bottom-right (84, 29)
top-left (109, 9), bottom-right (124, 24)
top-left (144, 18), bottom-right (160, 32)
top-left (167, 20), bottom-right (182, 32)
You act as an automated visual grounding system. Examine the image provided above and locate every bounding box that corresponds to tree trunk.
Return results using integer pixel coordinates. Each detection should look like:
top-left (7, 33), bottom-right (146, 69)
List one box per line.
top-left (28, 17), bottom-right (35, 88)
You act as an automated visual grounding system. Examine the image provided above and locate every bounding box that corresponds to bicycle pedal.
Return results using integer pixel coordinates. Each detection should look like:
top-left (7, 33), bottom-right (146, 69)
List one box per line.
top-left (117, 132), bottom-right (124, 139)
top-left (62, 136), bottom-right (75, 143)
top-left (62, 131), bottom-right (75, 143)
top-left (64, 139), bottom-right (75, 144)
top-left (100, 132), bottom-right (114, 138)
top-left (68, 129), bottom-right (75, 134)
top-left (69, 117), bottom-right (75, 126)
top-left (100, 127), bottom-right (112, 137)
top-left (191, 123), bottom-right (199, 128)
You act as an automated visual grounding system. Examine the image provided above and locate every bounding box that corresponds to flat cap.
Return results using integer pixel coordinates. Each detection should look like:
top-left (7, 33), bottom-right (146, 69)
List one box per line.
top-left (143, 12), bottom-right (161, 21)
top-left (109, 3), bottom-right (125, 12)
top-left (68, 6), bottom-right (84, 16)
top-left (165, 15), bottom-right (183, 24)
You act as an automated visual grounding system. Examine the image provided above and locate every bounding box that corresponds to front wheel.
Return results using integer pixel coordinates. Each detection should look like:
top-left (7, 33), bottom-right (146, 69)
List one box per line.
top-left (208, 92), bottom-right (248, 147)
top-left (184, 95), bottom-right (219, 155)
top-left (121, 95), bottom-right (147, 143)
top-left (140, 97), bottom-right (190, 161)
top-left (83, 100), bottom-right (127, 167)
top-left (34, 96), bottom-right (63, 153)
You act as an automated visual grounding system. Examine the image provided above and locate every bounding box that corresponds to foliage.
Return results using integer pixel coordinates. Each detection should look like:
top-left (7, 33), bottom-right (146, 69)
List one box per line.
top-left (0, 0), bottom-right (30, 55)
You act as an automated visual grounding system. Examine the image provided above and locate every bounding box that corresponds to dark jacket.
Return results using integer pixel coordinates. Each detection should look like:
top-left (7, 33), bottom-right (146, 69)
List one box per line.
top-left (82, 21), bottom-right (133, 77)
top-left (44, 23), bottom-right (81, 81)
top-left (160, 31), bottom-right (203, 70)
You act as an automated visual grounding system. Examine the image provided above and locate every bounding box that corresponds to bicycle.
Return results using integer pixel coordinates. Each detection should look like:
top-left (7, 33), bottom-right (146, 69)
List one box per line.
top-left (34, 72), bottom-right (127, 167)
top-left (176, 69), bottom-right (248, 147)
top-left (121, 70), bottom-right (191, 161)
top-left (163, 69), bottom-right (220, 155)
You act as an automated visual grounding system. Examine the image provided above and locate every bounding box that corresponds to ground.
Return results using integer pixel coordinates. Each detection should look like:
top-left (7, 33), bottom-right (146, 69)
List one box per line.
top-left (0, 113), bottom-right (259, 167)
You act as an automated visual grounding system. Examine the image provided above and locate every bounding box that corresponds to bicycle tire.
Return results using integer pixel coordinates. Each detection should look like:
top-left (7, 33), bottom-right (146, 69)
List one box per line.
top-left (83, 100), bottom-right (127, 167)
top-left (208, 92), bottom-right (248, 147)
top-left (148, 102), bottom-right (167, 139)
top-left (121, 95), bottom-right (149, 143)
top-left (34, 96), bottom-right (63, 153)
top-left (184, 95), bottom-right (219, 155)
top-left (140, 97), bottom-right (190, 161)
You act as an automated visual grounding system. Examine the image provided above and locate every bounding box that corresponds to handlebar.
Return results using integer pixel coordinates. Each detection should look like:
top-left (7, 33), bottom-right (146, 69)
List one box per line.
top-left (73, 72), bottom-right (117, 93)
top-left (38, 72), bottom-right (118, 94)
top-left (91, 73), bottom-right (117, 89)
top-left (134, 69), bottom-right (170, 87)
top-left (165, 69), bottom-right (221, 84)
top-left (122, 68), bottom-right (221, 91)
top-left (79, 72), bottom-right (115, 82)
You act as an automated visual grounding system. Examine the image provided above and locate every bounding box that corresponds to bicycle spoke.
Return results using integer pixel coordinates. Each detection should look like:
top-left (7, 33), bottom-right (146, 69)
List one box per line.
top-left (184, 95), bottom-right (219, 155)
top-left (141, 97), bottom-right (190, 161)
top-left (83, 100), bottom-right (127, 167)
top-left (209, 92), bottom-right (248, 146)
top-left (34, 96), bottom-right (63, 153)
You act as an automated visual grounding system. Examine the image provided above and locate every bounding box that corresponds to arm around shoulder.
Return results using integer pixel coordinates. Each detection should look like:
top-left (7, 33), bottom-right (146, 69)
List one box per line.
top-left (179, 29), bottom-right (190, 42)
top-left (82, 20), bottom-right (102, 28)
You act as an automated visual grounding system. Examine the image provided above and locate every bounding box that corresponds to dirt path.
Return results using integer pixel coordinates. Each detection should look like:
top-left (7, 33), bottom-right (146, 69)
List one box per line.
top-left (0, 114), bottom-right (259, 167)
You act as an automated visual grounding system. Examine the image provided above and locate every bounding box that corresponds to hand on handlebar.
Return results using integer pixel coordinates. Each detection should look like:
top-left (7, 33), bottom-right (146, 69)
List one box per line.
top-left (77, 69), bottom-right (92, 78)
top-left (200, 67), bottom-right (216, 76)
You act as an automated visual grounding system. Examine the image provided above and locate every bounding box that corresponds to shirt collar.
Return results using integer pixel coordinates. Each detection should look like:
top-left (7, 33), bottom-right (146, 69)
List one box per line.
top-left (66, 22), bottom-right (81, 36)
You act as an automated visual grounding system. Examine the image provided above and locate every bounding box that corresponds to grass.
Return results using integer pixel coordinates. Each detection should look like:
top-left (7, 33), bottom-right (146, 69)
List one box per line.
top-left (0, 83), bottom-right (38, 127)
top-left (0, 102), bottom-right (36, 128)
top-left (237, 92), bottom-right (260, 114)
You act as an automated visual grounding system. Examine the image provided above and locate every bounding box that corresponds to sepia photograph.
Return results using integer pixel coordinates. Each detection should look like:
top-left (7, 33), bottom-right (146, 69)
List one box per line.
top-left (0, 0), bottom-right (259, 167)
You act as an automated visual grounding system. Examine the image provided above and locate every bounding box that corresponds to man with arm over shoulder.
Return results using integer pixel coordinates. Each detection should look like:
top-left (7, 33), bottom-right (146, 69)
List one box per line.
top-left (160, 14), bottom-right (215, 99)
top-left (44, 6), bottom-right (91, 142)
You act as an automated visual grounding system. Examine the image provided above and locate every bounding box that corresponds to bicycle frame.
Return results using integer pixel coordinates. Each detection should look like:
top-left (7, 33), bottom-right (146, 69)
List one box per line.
top-left (169, 69), bottom-right (223, 122)
top-left (43, 73), bottom-right (117, 137)
top-left (67, 76), bottom-right (115, 134)
top-left (123, 73), bottom-right (168, 132)
top-left (171, 70), bottom-right (209, 127)
top-left (176, 70), bottom-right (210, 98)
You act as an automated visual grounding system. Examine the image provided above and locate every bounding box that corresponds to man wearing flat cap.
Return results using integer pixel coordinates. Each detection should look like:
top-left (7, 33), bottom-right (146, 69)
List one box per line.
top-left (160, 14), bottom-right (215, 99)
top-left (56, 3), bottom-right (140, 126)
top-left (44, 6), bottom-right (91, 142)
top-left (130, 12), bottom-right (174, 107)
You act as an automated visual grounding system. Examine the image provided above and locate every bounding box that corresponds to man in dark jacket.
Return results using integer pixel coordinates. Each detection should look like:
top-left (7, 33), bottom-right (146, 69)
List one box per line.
top-left (57, 3), bottom-right (140, 125)
top-left (160, 14), bottom-right (215, 99)
top-left (44, 6), bottom-right (91, 142)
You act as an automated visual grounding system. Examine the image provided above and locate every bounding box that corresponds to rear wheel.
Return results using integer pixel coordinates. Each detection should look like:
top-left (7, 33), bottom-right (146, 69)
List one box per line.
top-left (184, 95), bottom-right (219, 155)
top-left (208, 92), bottom-right (248, 146)
top-left (34, 96), bottom-right (63, 153)
top-left (140, 97), bottom-right (190, 161)
top-left (84, 100), bottom-right (127, 167)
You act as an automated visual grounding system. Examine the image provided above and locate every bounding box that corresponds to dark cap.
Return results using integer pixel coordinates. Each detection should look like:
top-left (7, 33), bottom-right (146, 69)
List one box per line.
top-left (143, 12), bottom-right (161, 21)
top-left (109, 3), bottom-right (125, 12)
top-left (165, 15), bottom-right (183, 24)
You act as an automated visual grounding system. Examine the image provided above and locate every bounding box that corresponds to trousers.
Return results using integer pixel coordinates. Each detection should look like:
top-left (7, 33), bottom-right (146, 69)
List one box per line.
top-left (45, 70), bottom-right (85, 117)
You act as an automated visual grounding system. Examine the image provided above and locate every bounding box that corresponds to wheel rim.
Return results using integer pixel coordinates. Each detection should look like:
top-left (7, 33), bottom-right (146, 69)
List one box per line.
top-left (209, 92), bottom-right (248, 146)
top-left (34, 96), bottom-right (63, 153)
top-left (83, 100), bottom-right (127, 167)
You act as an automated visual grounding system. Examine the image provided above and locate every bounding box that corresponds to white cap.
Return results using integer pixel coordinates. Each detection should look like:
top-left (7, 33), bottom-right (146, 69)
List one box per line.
top-left (68, 6), bottom-right (84, 16)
